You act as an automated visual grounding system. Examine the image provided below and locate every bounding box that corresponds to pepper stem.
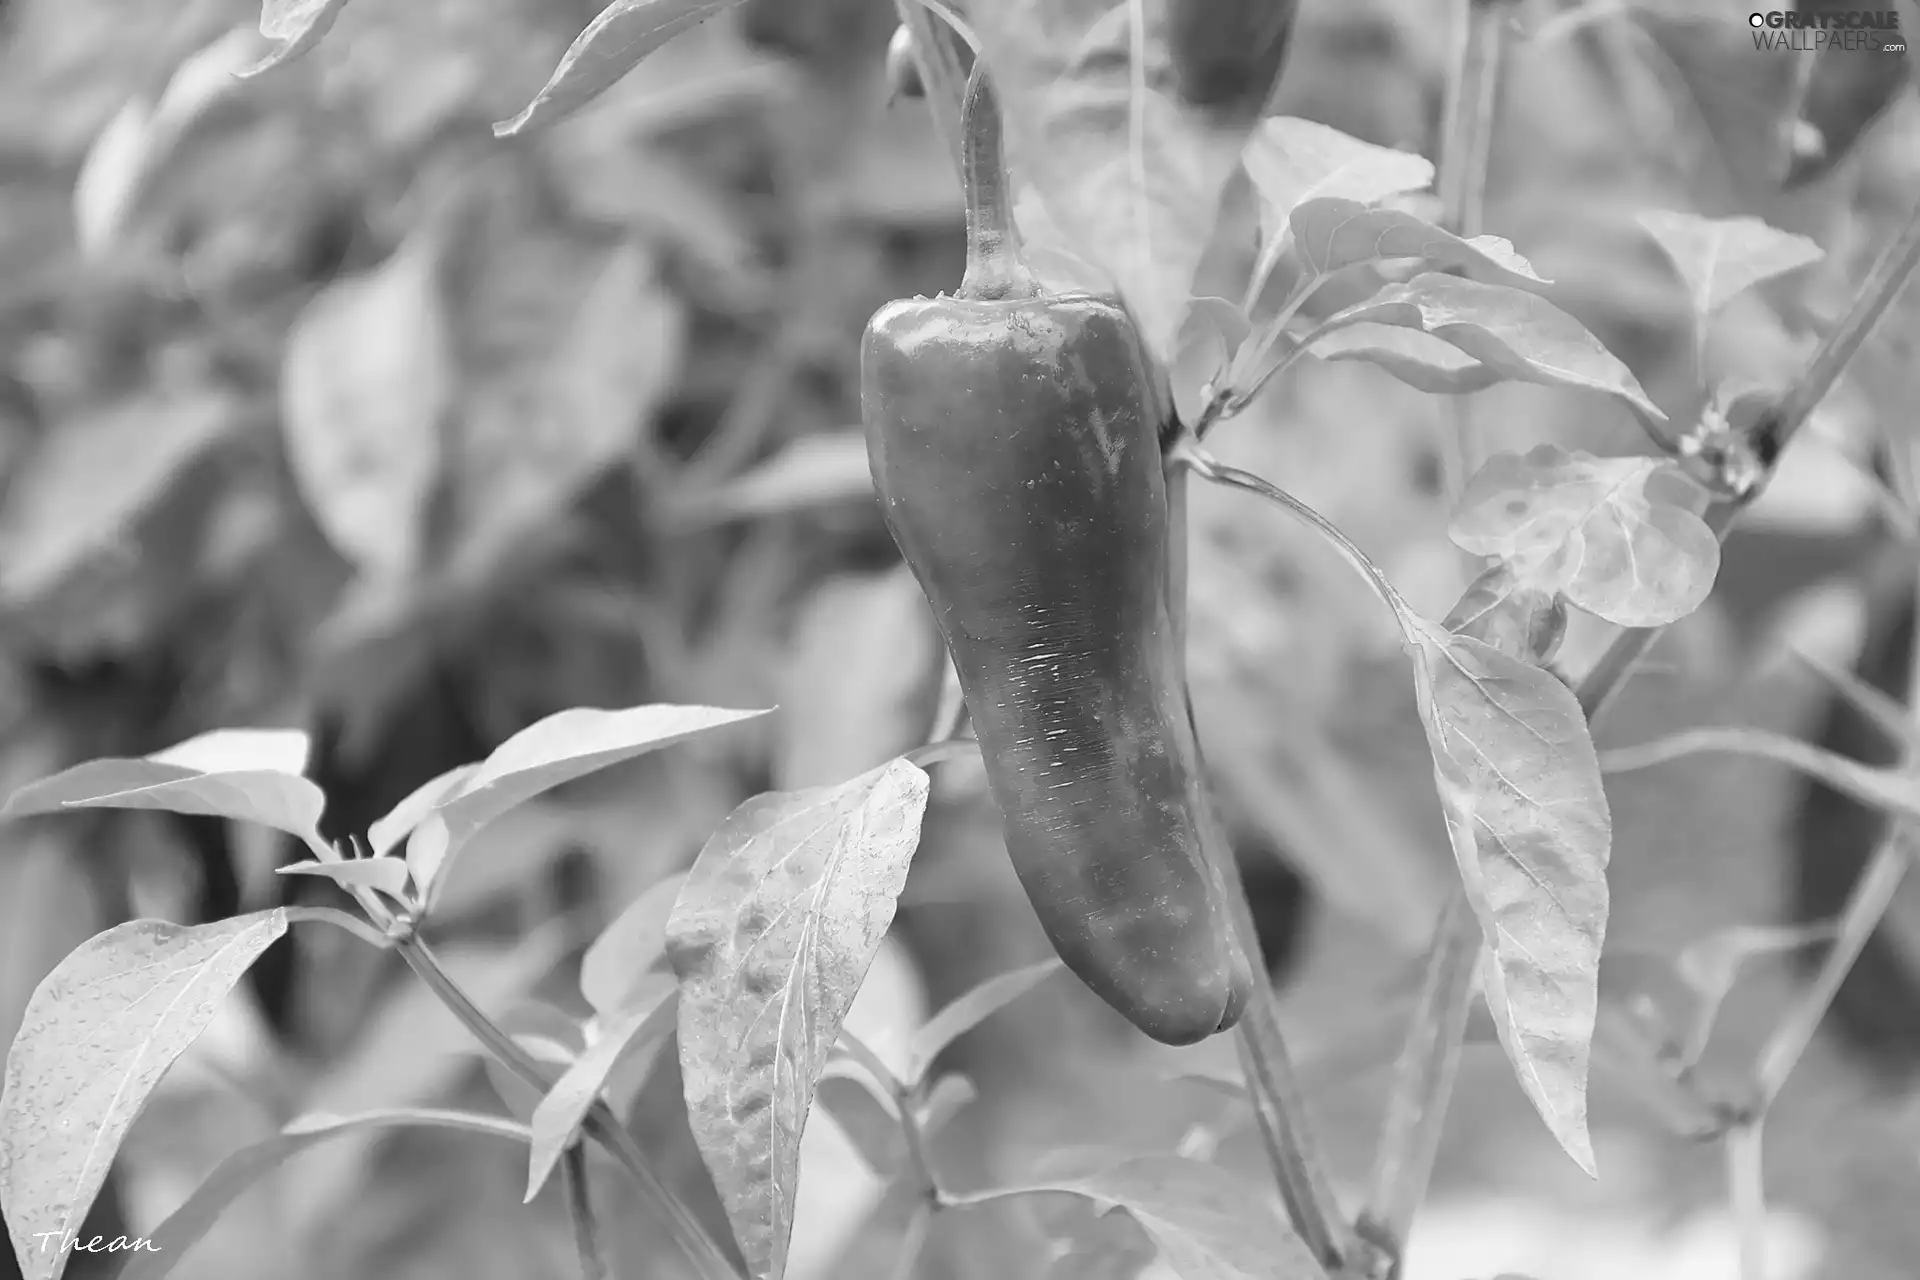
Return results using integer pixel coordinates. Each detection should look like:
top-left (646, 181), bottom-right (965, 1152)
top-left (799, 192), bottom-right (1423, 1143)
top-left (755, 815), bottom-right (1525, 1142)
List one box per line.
top-left (957, 61), bottom-right (1036, 300)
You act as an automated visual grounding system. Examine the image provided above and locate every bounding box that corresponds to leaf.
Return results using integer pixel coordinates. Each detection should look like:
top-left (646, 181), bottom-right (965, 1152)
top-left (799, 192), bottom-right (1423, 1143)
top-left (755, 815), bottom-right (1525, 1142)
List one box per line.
top-left (526, 978), bottom-right (676, 1200)
top-left (1304, 323), bottom-right (1506, 395)
top-left (581, 872), bottom-right (688, 1018)
top-left (1450, 445), bottom-right (1719, 627)
top-left (406, 703), bottom-right (768, 905)
top-left (0, 392), bottom-right (244, 604)
top-left (965, 1), bottom-right (1270, 362)
top-left (813, 1070), bottom-right (976, 1181)
top-left (1, 911), bottom-right (289, 1280)
top-left (1442, 563), bottom-right (1568, 666)
top-left (1242, 118), bottom-right (1434, 294)
top-left (278, 856), bottom-right (412, 902)
top-left (671, 432), bottom-right (875, 528)
top-left (494, 0), bottom-right (750, 136)
top-left (1403, 619), bottom-right (1611, 1175)
top-left (1316, 274), bottom-right (1665, 422)
top-left (1289, 199), bottom-right (1546, 286)
top-left (149, 728), bottom-right (310, 777)
top-left (1009, 1152), bottom-right (1323, 1280)
top-left (116, 1108), bottom-right (529, 1280)
top-left (280, 232), bottom-right (452, 582)
top-left (241, 0), bottom-right (356, 76)
top-left (667, 760), bottom-right (931, 1280)
top-left (1170, 296), bottom-right (1252, 422)
top-left (905, 958), bottom-right (1064, 1084)
top-left (1670, 920), bottom-right (1841, 1064)
top-left (1636, 210), bottom-right (1824, 322)
top-left (3, 755), bottom-right (327, 850)
top-left (367, 763), bottom-right (478, 858)
top-left (448, 240), bottom-right (684, 569)
top-left (1241, 117), bottom-right (1435, 230)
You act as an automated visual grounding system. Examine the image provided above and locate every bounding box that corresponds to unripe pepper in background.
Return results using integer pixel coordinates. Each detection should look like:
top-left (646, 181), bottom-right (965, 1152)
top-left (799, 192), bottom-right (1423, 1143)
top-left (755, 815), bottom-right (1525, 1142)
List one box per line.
top-left (859, 65), bottom-right (1254, 1045)
top-left (1167, 0), bottom-right (1299, 115)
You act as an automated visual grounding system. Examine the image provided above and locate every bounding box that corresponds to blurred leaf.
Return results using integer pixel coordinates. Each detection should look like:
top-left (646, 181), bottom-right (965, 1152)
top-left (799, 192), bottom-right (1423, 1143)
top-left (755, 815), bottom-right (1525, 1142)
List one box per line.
top-left (368, 763), bottom-right (479, 857)
top-left (0, 391), bottom-right (246, 605)
top-left (1289, 198), bottom-right (1546, 286)
top-left (1404, 618), bottom-right (1610, 1176)
top-left (673, 431), bottom-right (875, 527)
top-left (581, 871), bottom-right (687, 1018)
top-left (774, 566), bottom-right (936, 791)
top-left (1, 910), bottom-right (288, 1280)
top-left (965, 1), bottom-right (1270, 362)
top-left (1171, 297), bottom-right (1252, 422)
top-left (1005, 1151), bottom-right (1322, 1280)
top-left (1314, 274), bottom-right (1665, 422)
top-left (905, 958), bottom-right (1063, 1085)
top-left (428, 799), bottom-right (582, 921)
top-left (450, 239), bottom-right (684, 569)
top-left (407, 703), bottom-right (769, 907)
top-left (667, 760), bottom-right (930, 1280)
top-left (1623, 6), bottom-right (1803, 194)
top-left (3, 751), bottom-right (328, 852)
top-left (1636, 210), bottom-right (1824, 325)
top-left (1303, 323), bottom-right (1505, 395)
top-left (1442, 563), bottom-right (1568, 666)
top-left (526, 977), bottom-right (676, 1200)
top-left (278, 855), bottom-right (412, 902)
top-left (282, 232), bottom-right (452, 583)
top-left (1672, 920), bottom-right (1842, 1065)
top-left (813, 1069), bottom-right (975, 1183)
top-left (1450, 445), bottom-right (1719, 628)
top-left (494, 0), bottom-right (751, 137)
top-left (243, 0), bottom-right (356, 76)
top-left (481, 1003), bottom-right (586, 1124)
top-left (1241, 118), bottom-right (1434, 292)
top-left (73, 26), bottom-right (262, 258)
top-left (127, 1108), bottom-right (528, 1280)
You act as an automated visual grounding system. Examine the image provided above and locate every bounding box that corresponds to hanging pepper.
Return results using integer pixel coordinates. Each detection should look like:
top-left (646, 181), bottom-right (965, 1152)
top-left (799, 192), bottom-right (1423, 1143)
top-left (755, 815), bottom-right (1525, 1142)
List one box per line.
top-left (859, 65), bottom-right (1253, 1045)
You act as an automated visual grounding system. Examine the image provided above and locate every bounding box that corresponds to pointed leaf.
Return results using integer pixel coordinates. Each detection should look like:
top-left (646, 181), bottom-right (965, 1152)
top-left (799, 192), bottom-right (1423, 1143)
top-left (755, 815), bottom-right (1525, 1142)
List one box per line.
top-left (3, 760), bottom-right (326, 848)
top-left (1009, 1152), bottom-right (1323, 1280)
top-left (1305, 323), bottom-right (1506, 395)
top-left (281, 233), bottom-right (451, 581)
top-left (367, 763), bottom-right (478, 858)
top-left (667, 760), bottom-right (930, 1280)
top-left (526, 979), bottom-right (676, 1200)
top-left (494, 0), bottom-right (749, 137)
top-left (116, 1108), bottom-right (528, 1280)
top-left (1242, 118), bottom-right (1434, 293)
top-left (408, 703), bottom-right (769, 904)
top-left (1636, 209), bottom-right (1823, 322)
top-left (278, 856), bottom-right (412, 902)
top-left (906, 958), bottom-right (1064, 1084)
top-left (1318, 274), bottom-right (1665, 422)
top-left (241, 0), bottom-right (355, 76)
top-left (1450, 445), bottom-right (1719, 627)
top-left (2, 911), bottom-right (289, 1280)
top-left (1404, 619), bottom-right (1610, 1175)
top-left (580, 872), bottom-right (688, 1018)
top-left (1289, 198), bottom-right (1546, 286)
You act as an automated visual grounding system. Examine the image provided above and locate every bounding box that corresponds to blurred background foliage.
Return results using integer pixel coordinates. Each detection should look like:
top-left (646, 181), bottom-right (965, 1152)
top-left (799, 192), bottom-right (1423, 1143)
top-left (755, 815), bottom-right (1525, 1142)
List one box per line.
top-left (3, 0), bottom-right (1920, 1277)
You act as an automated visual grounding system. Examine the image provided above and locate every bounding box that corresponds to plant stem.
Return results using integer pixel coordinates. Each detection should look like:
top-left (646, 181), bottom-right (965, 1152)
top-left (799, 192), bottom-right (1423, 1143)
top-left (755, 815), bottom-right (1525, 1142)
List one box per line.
top-left (1725, 1118), bottom-right (1769, 1280)
top-left (1752, 827), bottom-right (1910, 1109)
top-left (888, 1202), bottom-right (934, 1280)
top-left (957, 64), bottom-right (1034, 301)
top-left (1357, 892), bottom-right (1478, 1272)
top-left (285, 904), bottom-right (392, 950)
top-left (396, 937), bottom-right (742, 1280)
top-left (563, 1146), bottom-right (610, 1280)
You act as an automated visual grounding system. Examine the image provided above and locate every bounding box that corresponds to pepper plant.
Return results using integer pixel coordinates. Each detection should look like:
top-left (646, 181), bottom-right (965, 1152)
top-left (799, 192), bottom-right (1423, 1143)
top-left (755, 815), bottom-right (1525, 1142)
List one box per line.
top-left (3, 3), bottom-right (1919, 1280)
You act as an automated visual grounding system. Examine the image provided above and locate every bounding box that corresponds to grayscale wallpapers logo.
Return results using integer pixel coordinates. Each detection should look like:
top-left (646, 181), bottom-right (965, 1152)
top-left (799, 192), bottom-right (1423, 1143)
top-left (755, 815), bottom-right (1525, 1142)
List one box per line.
top-left (1749, 10), bottom-right (1906, 52)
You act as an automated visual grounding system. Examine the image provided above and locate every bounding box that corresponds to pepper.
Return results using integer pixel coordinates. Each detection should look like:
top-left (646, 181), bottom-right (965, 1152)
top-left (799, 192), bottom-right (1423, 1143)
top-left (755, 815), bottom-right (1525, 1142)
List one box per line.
top-left (885, 24), bottom-right (926, 101)
top-left (859, 66), bottom-right (1254, 1045)
top-left (1167, 0), bottom-right (1298, 115)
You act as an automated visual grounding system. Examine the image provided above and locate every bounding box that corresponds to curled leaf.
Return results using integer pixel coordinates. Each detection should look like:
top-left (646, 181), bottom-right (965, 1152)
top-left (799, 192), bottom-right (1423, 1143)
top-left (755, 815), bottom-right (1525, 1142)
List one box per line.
top-left (1450, 445), bottom-right (1719, 627)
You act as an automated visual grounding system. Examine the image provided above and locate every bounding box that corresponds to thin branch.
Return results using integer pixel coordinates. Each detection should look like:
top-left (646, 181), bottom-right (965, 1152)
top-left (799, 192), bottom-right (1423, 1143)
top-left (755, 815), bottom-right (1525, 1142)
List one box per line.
top-left (563, 1146), bottom-right (610, 1280)
top-left (1358, 893), bottom-right (1479, 1266)
top-left (285, 904), bottom-right (391, 950)
top-left (1752, 827), bottom-right (1910, 1109)
top-left (887, 1201), bottom-right (935, 1280)
top-left (1725, 1119), bottom-right (1769, 1280)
